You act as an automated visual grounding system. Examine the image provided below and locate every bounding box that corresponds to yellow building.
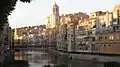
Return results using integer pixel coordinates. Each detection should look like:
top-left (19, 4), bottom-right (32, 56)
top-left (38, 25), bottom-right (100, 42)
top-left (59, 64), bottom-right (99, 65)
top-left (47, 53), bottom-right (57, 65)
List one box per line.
top-left (13, 28), bottom-right (23, 46)
top-left (89, 11), bottom-right (113, 33)
top-left (46, 3), bottom-right (60, 29)
top-left (113, 4), bottom-right (120, 25)
top-left (91, 5), bottom-right (120, 54)
top-left (14, 28), bottom-right (23, 40)
top-left (91, 11), bottom-right (113, 26)
top-left (46, 16), bottom-right (52, 28)
top-left (74, 11), bottom-right (114, 53)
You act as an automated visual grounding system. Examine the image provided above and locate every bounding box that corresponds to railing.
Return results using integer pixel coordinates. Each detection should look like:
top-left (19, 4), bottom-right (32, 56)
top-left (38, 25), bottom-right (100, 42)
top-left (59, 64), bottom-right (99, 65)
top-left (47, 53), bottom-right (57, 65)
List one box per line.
top-left (95, 40), bottom-right (120, 44)
top-left (14, 44), bottom-right (56, 49)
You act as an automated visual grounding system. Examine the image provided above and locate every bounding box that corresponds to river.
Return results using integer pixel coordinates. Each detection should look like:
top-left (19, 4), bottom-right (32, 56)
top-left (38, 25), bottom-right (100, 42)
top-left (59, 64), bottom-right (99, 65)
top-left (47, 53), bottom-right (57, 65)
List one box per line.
top-left (11, 48), bottom-right (107, 67)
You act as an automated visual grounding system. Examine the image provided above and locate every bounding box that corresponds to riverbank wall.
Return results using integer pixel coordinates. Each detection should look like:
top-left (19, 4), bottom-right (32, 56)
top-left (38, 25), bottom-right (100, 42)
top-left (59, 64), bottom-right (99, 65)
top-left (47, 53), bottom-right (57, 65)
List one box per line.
top-left (48, 49), bottom-right (120, 67)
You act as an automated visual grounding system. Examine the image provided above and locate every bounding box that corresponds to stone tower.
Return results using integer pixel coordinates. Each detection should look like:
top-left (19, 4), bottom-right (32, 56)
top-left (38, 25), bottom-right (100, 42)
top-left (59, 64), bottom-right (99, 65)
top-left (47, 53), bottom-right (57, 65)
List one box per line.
top-left (52, 2), bottom-right (59, 28)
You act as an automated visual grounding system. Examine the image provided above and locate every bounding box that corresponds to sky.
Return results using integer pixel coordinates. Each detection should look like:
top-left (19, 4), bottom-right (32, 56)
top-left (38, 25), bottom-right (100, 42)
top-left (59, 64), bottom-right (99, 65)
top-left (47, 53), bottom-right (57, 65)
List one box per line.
top-left (8, 0), bottom-right (120, 28)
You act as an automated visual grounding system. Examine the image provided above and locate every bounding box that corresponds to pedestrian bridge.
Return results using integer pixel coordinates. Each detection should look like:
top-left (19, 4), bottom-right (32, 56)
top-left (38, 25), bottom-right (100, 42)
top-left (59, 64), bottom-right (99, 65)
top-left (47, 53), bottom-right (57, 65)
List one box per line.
top-left (14, 45), bottom-right (55, 48)
top-left (13, 45), bottom-right (55, 51)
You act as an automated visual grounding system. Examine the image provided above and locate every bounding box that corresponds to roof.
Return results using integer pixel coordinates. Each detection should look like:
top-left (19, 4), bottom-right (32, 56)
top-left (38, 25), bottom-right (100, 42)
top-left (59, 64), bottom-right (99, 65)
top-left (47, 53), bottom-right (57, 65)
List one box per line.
top-left (114, 4), bottom-right (120, 11)
top-left (53, 2), bottom-right (58, 7)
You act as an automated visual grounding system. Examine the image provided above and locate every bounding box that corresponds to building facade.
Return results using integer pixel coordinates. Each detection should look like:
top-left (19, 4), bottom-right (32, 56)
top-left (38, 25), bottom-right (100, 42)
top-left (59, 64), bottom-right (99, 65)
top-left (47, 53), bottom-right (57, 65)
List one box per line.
top-left (46, 3), bottom-right (60, 49)
top-left (13, 25), bottom-right (46, 46)
top-left (92, 4), bottom-right (120, 55)
top-left (46, 4), bottom-right (120, 55)
top-left (57, 13), bottom-right (89, 52)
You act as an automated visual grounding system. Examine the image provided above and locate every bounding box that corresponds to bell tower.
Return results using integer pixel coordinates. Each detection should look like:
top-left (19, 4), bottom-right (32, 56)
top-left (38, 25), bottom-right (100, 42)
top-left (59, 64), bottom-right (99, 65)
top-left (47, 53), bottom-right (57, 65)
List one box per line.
top-left (52, 0), bottom-right (59, 28)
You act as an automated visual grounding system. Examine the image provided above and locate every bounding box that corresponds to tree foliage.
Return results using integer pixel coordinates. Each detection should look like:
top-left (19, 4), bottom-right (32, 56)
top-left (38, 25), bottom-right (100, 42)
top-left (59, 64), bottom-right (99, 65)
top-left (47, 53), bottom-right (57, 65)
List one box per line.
top-left (20, 0), bottom-right (32, 3)
top-left (0, 0), bottom-right (33, 26)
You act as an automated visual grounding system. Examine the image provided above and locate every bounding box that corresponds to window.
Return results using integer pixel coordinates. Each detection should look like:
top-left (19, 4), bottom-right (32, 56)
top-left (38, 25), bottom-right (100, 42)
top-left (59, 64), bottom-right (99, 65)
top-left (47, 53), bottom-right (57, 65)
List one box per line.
top-left (116, 34), bottom-right (120, 40)
top-left (71, 35), bottom-right (73, 37)
top-left (105, 37), bottom-right (107, 39)
top-left (111, 36), bottom-right (114, 40)
top-left (99, 11), bottom-right (102, 14)
top-left (92, 38), bottom-right (95, 41)
top-left (99, 36), bottom-right (102, 40)
top-left (116, 26), bottom-right (119, 30)
top-left (95, 37), bottom-right (98, 40)
top-left (109, 36), bottom-right (114, 40)
top-left (108, 44), bottom-right (111, 46)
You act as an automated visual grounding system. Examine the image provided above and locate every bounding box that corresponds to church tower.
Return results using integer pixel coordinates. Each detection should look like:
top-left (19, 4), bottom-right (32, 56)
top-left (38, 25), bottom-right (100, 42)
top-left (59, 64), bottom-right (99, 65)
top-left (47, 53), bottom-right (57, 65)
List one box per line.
top-left (52, 2), bottom-right (59, 28)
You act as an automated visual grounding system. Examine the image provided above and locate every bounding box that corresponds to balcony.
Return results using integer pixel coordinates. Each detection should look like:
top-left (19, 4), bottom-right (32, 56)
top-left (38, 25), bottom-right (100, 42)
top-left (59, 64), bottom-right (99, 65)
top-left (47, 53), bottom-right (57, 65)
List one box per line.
top-left (77, 36), bottom-right (88, 39)
top-left (95, 40), bottom-right (120, 44)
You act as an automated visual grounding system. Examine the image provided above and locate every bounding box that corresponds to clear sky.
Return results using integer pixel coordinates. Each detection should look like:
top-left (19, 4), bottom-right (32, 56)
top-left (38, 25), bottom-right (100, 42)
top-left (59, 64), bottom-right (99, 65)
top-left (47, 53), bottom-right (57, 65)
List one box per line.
top-left (8, 0), bottom-right (120, 28)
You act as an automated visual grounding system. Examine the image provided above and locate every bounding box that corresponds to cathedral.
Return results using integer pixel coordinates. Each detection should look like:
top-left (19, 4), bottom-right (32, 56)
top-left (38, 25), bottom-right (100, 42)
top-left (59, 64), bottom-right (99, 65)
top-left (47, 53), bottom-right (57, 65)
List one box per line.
top-left (46, 2), bottom-right (60, 29)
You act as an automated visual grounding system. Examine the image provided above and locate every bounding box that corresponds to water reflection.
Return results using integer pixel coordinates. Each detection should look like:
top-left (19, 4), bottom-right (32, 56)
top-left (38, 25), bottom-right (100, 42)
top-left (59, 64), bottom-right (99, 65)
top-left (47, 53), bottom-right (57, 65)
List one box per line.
top-left (14, 49), bottom-right (57, 67)
top-left (14, 49), bottom-right (105, 67)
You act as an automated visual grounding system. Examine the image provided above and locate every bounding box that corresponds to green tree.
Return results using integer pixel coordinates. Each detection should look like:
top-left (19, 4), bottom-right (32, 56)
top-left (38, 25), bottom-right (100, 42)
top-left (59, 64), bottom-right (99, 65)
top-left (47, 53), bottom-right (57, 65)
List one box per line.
top-left (0, 0), bottom-right (33, 25)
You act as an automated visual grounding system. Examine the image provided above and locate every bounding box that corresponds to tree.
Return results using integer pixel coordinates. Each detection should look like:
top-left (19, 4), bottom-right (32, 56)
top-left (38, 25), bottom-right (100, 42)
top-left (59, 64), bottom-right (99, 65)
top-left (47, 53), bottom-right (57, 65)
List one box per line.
top-left (0, 0), bottom-right (33, 26)
top-left (0, 0), bottom-right (34, 47)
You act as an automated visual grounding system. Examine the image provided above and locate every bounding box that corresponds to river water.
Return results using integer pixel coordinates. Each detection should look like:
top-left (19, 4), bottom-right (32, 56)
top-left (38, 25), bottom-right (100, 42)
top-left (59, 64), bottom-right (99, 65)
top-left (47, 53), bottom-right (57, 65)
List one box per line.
top-left (13, 49), bottom-right (105, 67)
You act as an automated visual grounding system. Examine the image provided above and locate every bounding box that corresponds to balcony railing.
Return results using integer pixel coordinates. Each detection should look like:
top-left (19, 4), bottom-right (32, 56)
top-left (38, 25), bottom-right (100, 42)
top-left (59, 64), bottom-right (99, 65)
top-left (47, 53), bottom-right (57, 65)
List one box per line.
top-left (95, 40), bottom-right (120, 44)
